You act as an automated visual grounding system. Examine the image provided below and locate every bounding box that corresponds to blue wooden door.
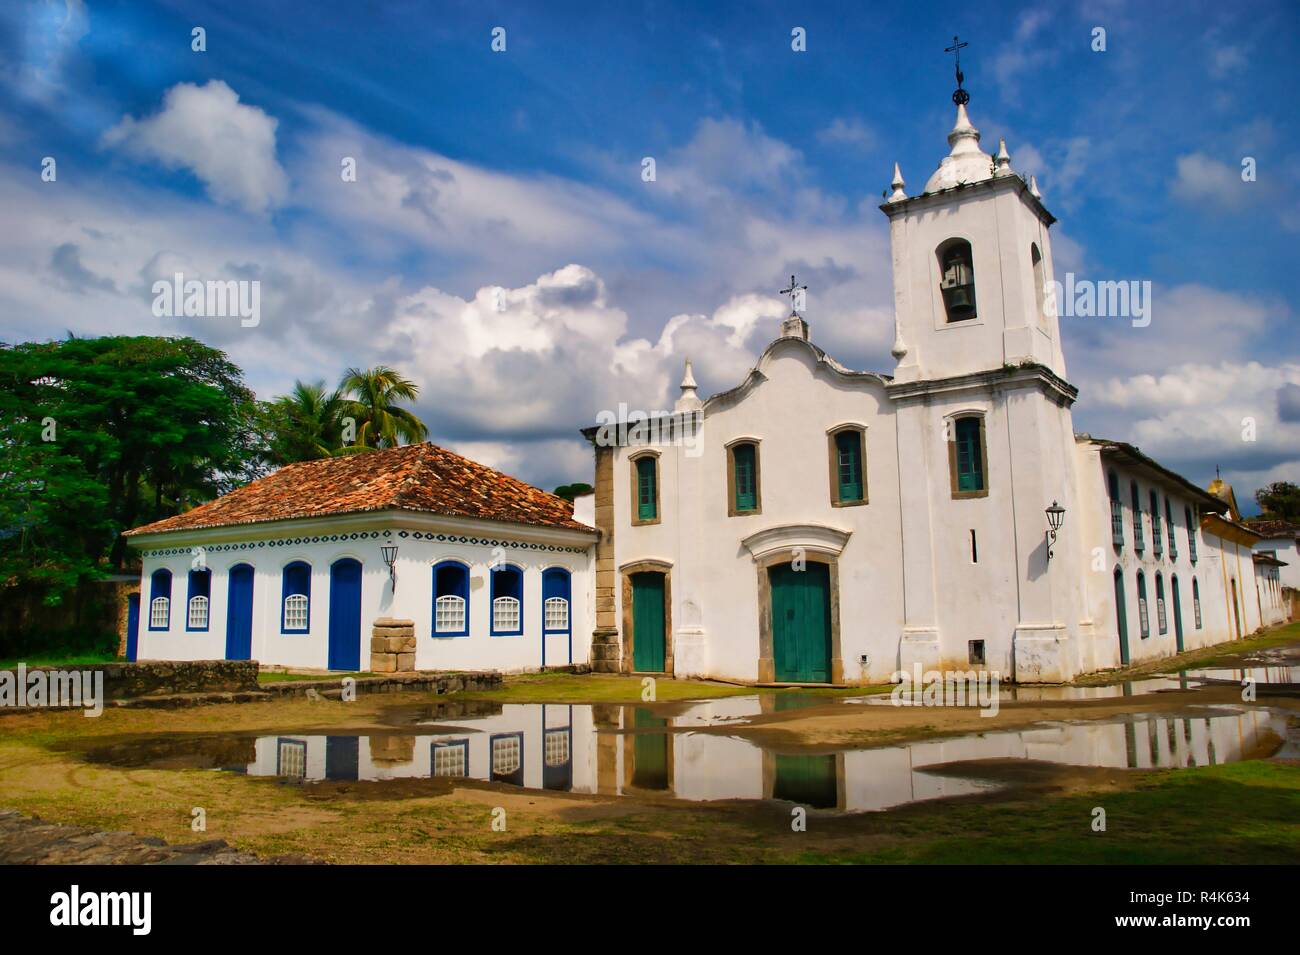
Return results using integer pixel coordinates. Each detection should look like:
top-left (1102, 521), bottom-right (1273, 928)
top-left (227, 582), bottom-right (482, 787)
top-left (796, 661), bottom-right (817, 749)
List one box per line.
top-left (125, 593), bottom-right (140, 662)
top-left (225, 564), bottom-right (255, 661)
top-left (328, 558), bottom-right (363, 671)
top-left (1114, 569), bottom-right (1130, 665)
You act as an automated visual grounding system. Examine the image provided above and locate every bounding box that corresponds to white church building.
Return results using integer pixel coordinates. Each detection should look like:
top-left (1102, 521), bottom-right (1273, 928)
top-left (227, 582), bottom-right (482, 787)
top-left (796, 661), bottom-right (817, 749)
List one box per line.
top-left (581, 98), bottom-right (1285, 685)
top-left (124, 96), bottom-right (1285, 683)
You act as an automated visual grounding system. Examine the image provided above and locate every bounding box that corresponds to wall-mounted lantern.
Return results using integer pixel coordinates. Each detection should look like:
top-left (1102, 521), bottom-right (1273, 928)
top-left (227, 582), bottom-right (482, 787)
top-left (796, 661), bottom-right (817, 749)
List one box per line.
top-left (1045, 501), bottom-right (1066, 561)
top-left (381, 544), bottom-right (398, 591)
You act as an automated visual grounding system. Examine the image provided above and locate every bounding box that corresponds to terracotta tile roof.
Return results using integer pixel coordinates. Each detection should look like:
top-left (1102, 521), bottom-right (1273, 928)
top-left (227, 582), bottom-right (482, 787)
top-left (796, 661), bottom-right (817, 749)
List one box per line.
top-left (124, 443), bottom-right (591, 537)
top-left (1245, 519), bottom-right (1300, 539)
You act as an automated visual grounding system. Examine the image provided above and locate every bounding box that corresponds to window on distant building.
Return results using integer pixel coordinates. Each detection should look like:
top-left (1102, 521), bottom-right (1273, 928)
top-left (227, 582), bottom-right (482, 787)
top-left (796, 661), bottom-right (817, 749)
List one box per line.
top-left (727, 440), bottom-right (761, 515)
top-left (1150, 490), bottom-right (1163, 557)
top-left (1137, 571), bottom-right (1150, 638)
top-left (631, 452), bottom-right (659, 525)
top-left (1185, 506), bottom-right (1198, 563)
top-left (433, 561), bottom-right (470, 637)
top-left (937, 238), bottom-right (977, 322)
top-left (1155, 572), bottom-right (1167, 634)
top-left (186, 568), bottom-right (211, 631)
top-left (829, 427), bottom-right (866, 506)
top-left (1108, 470), bottom-right (1124, 548)
top-left (1193, 577), bottom-right (1202, 629)
top-left (148, 569), bottom-right (172, 630)
top-left (281, 561), bottom-right (311, 633)
top-left (950, 416), bottom-right (987, 498)
top-left (491, 565), bottom-right (523, 636)
top-left (1166, 498), bottom-right (1178, 560)
top-left (1031, 243), bottom-right (1050, 322)
top-left (1131, 482), bottom-right (1145, 552)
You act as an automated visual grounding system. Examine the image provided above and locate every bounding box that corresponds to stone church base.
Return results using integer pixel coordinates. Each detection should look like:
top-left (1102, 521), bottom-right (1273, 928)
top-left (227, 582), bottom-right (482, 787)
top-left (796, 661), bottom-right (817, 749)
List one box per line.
top-left (1012, 625), bottom-right (1074, 683)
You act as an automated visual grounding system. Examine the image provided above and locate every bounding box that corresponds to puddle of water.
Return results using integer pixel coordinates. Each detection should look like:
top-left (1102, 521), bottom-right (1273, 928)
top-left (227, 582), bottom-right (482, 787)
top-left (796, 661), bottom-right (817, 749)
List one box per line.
top-left (1177, 666), bottom-right (1300, 685)
top-left (851, 676), bottom-right (1199, 705)
top-left (86, 698), bottom-right (1287, 814)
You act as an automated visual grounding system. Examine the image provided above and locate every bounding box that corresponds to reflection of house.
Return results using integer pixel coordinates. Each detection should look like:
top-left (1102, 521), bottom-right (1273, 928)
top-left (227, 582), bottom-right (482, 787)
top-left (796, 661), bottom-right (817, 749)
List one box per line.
top-left (243, 700), bottom-right (1283, 814)
top-left (123, 444), bottom-right (596, 672)
top-left (583, 97), bottom-right (1282, 685)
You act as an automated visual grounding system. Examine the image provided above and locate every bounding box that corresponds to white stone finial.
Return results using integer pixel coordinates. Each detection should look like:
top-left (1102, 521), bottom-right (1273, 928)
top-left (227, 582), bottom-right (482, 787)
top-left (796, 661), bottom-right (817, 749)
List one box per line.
top-left (1028, 174), bottom-right (1042, 199)
top-left (993, 138), bottom-right (1012, 177)
top-left (924, 102), bottom-right (994, 193)
top-left (888, 162), bottom-right (907, 202)
top-left (673, 358), bottom-right (703, 413)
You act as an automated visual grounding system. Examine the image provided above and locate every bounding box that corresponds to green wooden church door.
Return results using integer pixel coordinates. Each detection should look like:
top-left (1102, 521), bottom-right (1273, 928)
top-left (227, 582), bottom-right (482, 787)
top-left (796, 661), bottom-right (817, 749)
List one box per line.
top-left (631, 572), bottom-right (666, 672)
top-left (770, 562), bottom-right (832, 683)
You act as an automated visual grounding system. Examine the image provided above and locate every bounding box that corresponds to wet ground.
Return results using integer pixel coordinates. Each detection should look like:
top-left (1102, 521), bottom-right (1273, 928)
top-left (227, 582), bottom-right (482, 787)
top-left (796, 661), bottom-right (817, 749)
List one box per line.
top-left (78, 679), bottom-right (1297, 815)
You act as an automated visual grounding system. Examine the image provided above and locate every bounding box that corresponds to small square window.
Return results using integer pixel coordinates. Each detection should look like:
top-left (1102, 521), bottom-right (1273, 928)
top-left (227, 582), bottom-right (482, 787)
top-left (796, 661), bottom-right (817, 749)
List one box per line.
top-left (968, 640), bottom-right (986, 666)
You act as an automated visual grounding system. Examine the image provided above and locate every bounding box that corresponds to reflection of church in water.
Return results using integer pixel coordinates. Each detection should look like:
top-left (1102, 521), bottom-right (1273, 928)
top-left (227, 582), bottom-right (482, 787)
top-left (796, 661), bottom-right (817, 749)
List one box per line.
top-left (242, 698), bottom-right (1283, 813)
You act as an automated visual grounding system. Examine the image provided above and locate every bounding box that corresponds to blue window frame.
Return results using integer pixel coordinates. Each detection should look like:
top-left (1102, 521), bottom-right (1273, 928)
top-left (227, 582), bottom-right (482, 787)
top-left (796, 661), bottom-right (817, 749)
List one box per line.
top-left (431, 739), bottom-right (470, 777)
top-left (490, 565), bottom-right (524, 636)
top-left (281, 561), bottom-right (311, 633)
top-left (148, 569), bottom-right (172, 631)
top-left (489, 731), bottom-right (524, 786)
top-left (432, 560), bottom-right (470, 637)
top-left (185, 568), bottom-right (211, 632)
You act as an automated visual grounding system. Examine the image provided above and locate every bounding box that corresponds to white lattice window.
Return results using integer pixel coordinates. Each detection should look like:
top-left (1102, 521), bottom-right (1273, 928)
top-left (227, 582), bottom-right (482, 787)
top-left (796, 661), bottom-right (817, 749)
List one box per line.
top-left (492, 736), bottom-right (520, 775)
top-left (544, 597), bottom-right (569, 632)
top-left (1194, 595), bottom-right (1202, 629)
top-left (1138, 598), bottom-right (1150, 638)
top-left (493, 596), bottom-right (520, 633)
top-left (435, 595), bottom-right (466, 633)
top-left (432, 742), bottom-right (467, 777)
top-left (150, 597), bottom-right (169, 629)
top-left (187, 596), bottom-right (209, 630)
top-left (1157, 597), bottom-right (1167, 634)
top-left (283, 593), bottom-right (309, 630)
top-left (277, 739), bottom-right (306, 779)
top-left (545, 729), bottom-right (569, 768)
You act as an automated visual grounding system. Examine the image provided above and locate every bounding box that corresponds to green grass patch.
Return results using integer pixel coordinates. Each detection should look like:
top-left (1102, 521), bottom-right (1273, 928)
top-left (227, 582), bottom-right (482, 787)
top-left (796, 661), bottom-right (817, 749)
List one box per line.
top-left (0, 651), bottom-right (118, 670)
top-left (795, 760), bottom-right (1300, 864)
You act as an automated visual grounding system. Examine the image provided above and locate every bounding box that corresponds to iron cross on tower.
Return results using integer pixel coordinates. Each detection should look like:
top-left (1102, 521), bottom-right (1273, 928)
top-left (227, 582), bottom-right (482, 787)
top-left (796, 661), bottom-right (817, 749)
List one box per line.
top-left (780, 274), bottom-right (808, 315)
top-left (945, 34), bottom-right (970, 105)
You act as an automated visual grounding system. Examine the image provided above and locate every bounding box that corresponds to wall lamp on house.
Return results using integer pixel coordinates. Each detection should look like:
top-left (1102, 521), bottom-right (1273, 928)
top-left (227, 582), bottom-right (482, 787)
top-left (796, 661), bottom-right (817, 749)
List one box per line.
top-left (381, 544), bottom-right (398, 591)
top-left (1045, 501), bottom-right (1066, 561)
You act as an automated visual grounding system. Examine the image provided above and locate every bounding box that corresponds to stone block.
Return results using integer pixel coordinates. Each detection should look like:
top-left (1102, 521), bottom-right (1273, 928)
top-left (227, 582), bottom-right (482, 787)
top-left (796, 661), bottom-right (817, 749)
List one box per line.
top-left (395, 652), bottom-right (416, 672)
top-left (370, 652), bottom-right (397, 674)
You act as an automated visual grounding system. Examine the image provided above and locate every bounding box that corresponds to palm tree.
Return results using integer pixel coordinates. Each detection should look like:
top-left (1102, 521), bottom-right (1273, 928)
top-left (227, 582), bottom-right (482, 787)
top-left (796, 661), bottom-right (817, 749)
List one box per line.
top-left (266, 380), bottom-right (347, 463)
top-left (338, 365), bottom-right (428, 449)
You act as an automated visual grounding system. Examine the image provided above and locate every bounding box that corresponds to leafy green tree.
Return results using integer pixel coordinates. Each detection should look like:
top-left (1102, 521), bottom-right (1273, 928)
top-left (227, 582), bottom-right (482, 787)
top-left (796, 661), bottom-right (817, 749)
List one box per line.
top-left (553, 482), bottom-right (594, 502)
top-left (0, 336), bottom-right (267, 588)
top-left (262, 380), bottom-right (347, 464)
top-left (338, 365), bottom-right (428, 449)
top-left (1256, 481), bottom-right (1300, 522)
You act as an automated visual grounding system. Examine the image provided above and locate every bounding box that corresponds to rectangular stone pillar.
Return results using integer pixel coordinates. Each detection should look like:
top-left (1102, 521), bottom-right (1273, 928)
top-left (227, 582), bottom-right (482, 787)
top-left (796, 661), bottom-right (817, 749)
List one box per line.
top-left (370, 617), bottom-right (416, 673)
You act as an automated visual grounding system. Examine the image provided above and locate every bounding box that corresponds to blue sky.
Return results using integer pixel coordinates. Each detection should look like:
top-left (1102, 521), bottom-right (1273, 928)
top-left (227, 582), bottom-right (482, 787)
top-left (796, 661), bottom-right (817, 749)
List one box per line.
top-left (1, 0), bottom-right (1297, 508)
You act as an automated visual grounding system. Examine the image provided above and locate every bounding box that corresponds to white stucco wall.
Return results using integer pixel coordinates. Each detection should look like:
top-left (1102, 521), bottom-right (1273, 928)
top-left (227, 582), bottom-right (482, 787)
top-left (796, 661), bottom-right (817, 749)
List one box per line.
top-left (129, 510), bottom-right (596, 672)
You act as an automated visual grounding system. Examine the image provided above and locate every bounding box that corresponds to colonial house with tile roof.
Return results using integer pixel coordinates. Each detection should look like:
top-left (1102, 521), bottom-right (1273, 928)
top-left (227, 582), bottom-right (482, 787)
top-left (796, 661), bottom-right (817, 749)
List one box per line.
top-left (123, 443), bottom-right (597, 672)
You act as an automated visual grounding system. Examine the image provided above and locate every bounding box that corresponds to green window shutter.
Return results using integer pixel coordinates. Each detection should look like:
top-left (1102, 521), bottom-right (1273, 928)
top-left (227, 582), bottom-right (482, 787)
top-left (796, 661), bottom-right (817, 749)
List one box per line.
top-left (636, 457), bottom-right (657, 520)
top-left (955, 418), bottom-right (984, 492)
top-left (733, 443), bottom-right (757, 511)
top-left (835, 430), bottom-right (863, 502)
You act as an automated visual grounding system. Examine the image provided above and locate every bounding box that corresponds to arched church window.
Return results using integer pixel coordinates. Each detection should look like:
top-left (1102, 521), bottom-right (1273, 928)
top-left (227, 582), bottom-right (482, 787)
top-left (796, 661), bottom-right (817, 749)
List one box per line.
top-left (1031, 243), bottom-right (1050, 321)
top-left (727, 440), bottom-right (761, 515)
top-left (937, 239), bottom-right (977, 322)
top-left (949, 415), bottom-right (987, 498)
